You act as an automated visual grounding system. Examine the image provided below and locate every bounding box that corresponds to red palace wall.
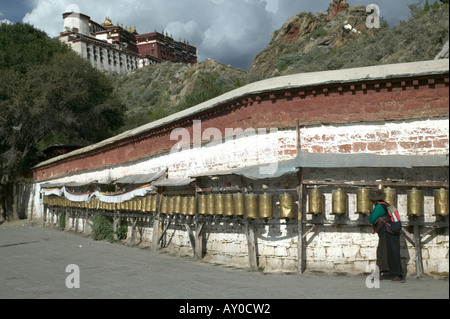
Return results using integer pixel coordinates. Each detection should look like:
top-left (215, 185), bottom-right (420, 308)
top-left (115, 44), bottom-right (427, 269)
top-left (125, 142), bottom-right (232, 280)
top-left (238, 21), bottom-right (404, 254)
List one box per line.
top-left (32, 72), bottom-right (449, 182)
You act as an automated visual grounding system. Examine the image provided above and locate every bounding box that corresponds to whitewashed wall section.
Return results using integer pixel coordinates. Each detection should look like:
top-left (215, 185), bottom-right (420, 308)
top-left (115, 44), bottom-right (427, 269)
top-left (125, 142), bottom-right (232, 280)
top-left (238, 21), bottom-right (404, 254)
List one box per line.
top-left (28, 118), bottom-right (448, 220)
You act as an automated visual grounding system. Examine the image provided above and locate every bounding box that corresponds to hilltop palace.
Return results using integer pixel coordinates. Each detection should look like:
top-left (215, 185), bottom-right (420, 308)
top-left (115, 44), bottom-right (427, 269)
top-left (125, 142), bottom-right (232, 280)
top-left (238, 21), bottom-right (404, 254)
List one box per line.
top-left (59, 11), bottom-right (197, 74)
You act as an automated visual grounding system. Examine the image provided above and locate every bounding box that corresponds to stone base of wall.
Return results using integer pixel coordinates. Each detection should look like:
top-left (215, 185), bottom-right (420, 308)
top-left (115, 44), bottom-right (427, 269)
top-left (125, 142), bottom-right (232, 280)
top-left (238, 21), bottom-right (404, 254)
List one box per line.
top-left (43, 212), bottom-right (448, 277)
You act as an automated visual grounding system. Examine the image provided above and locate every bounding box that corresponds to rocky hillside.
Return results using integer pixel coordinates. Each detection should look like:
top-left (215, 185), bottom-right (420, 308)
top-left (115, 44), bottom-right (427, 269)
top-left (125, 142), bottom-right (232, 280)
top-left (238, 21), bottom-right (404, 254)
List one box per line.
top-left (112, 1), bottom-right (449, 132)
top-left (112, 59), bottom-right (246, 132)
top-left (248, 1), bottom-right (449, 81)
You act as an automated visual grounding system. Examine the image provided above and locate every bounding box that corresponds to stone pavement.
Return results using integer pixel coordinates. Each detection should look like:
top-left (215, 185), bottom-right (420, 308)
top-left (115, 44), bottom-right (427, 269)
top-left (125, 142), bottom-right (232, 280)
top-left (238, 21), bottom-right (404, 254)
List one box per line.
top-left (1, 220), bottom-right (448, 303)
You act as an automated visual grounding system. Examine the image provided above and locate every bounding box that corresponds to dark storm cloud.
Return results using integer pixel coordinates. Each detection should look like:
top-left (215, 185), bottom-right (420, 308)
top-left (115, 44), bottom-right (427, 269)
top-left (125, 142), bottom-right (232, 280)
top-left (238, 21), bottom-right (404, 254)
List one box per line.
top-left (1, 0), bottom-right (422, 69)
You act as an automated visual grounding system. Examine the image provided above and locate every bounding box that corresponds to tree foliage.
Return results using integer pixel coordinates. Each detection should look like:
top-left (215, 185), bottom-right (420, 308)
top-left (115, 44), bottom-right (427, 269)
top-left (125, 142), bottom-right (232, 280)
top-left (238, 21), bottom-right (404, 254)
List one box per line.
top-left (0, 23), bottom-right (125, 183)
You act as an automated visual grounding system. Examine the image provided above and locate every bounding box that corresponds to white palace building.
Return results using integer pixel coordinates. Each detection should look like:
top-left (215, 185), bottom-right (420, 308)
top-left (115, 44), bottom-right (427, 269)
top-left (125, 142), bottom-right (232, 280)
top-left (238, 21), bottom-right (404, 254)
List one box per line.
top-left (59, 11), bottom-right (197, 74)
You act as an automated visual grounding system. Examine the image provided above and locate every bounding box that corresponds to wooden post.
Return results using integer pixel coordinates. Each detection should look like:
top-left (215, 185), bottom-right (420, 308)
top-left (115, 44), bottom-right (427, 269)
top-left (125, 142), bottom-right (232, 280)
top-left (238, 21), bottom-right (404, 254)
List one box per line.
top-left (297, 169), bottom-right (306, 274)
top-left (194, 191), bottom-right (204, 260)
top-left (195, 222), bottom-right (204, 260)
top-left (65, 207), bottom-right (70, 231)
top-left (130, 216), bottom-right (138, 247)
top-left (113, 211), bottom-right (120, 241)
top-left (151, 194), bottom-right (161, 252)
top-left (74, 211), bottom-right (79, 233)
top-left (184, 221), bottom-right (196, 256)
top-left (245, 219), bottom-right (258, 270)
top-left (70, 209), bottom-right (75, 230)
top-left (82, 208), bottom-right (88, 233)
top-left (158, 216), bottom-right (172, 247)
top-left (413, 224), bottom-right (424, 278)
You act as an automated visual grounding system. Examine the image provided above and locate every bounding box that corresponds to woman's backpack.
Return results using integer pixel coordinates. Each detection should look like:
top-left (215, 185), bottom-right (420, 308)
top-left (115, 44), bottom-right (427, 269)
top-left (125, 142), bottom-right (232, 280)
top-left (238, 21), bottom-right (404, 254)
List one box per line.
top-left (386, 205), bottom-right (402, 234)
top-left (378, 202), bottom-right (402, 235)
top-left (379, 202), bottom-right (402, 234)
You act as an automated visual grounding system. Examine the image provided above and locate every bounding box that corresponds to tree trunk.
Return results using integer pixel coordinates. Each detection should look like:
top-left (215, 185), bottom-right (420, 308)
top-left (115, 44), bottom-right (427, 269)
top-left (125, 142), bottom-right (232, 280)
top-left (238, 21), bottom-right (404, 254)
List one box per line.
top-left (1, 183), bottom-right (21, 221)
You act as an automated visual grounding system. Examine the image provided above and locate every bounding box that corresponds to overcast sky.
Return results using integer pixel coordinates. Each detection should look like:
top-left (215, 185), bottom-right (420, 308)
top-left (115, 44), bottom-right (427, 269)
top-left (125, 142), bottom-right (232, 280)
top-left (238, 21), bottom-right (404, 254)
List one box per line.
top-left (1, 0), bottom-right (422, 70)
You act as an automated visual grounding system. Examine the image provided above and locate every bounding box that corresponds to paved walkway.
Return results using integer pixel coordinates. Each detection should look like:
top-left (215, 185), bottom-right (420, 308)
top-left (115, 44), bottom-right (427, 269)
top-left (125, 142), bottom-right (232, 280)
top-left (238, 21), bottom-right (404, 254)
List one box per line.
top-left (1, 220), bottom-right (448, 303)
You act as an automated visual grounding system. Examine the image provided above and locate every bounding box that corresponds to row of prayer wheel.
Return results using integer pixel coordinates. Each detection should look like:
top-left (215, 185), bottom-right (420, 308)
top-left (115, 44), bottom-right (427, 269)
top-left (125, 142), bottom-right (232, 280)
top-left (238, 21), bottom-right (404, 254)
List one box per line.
top-left (43, 195), bottom-right (159, 213)
top-left (307, 187), bottom-right (449, 216)
top-left (43, 187), bottom-right (449, 217)
top-left (160, 196), bottom-right (197, 216)
top-left (113, 196), bottom-right (158, 212)
top-left (195, 193), bottom-right (296, 219)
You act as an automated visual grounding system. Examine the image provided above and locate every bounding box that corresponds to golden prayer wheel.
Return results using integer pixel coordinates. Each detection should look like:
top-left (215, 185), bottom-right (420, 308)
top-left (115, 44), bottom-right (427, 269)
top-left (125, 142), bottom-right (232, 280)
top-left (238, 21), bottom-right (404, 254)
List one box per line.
top-left (145, 196), bottom-right (154, 212)
top-left (280, 193), bottom-right (295, 219)
top-left (160, 196), bottom-right (168, 215)
top-left (206, 194), bottom-right (215, 215)
top-left (332, 188), bottom-right (347, 215)
top-left (173, 196), bottom-right (181, 214)
top-left (141, 197), bottom-right (147, 212)
top-left (223, 194), bottom-right (235, 217)
top-left (151, 196), bottom-right (157, 212)
top-left (198, 194), bottom-right (207, 215)
top-left (92, 197), bottom-right (98, 210)
top-left (434, 188), bottom-right (449, 216)
top-left (144, 196), bottom-right (150, 212)
top-left (128, 199), bottom-right (133, 211)
top-left (136, 197), bottom-right (142, 211)
top-left (233, 193), bottom-right (245, 217)
top-left (259, 194), bottom-right (273, 219)
top-left (214, 194), bottom-right (224, 216)
top-left (187, 196), bottom-right (196, 216)
top-left (407, 188), bottom-right (424, 216)
top-left (167, 196), bottom-right (174, 215)
top-left (245, 194), bottom-right (259, 219)
top-left (135, 198), bottom-right (140, 211)
top-left (308, 187), bottom-right (323, 214)
top-left (356, 188), bottom-right (373, 214)
top-left (180, 196), bottom-right (188, 215)
top-left (383, 187), bottom-right (397, 207)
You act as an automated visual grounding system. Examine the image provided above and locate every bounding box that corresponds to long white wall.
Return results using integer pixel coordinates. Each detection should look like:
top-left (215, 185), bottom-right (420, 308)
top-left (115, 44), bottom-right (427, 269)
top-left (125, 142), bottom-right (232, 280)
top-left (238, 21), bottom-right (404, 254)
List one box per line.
top-left (27, 118), bottom-right (449, 275)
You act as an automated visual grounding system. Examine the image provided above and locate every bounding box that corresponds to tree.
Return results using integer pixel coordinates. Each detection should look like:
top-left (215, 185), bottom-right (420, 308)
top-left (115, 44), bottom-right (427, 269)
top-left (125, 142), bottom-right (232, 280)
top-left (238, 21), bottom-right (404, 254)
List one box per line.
top-left (0, 23), bottom-right (125, 220)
